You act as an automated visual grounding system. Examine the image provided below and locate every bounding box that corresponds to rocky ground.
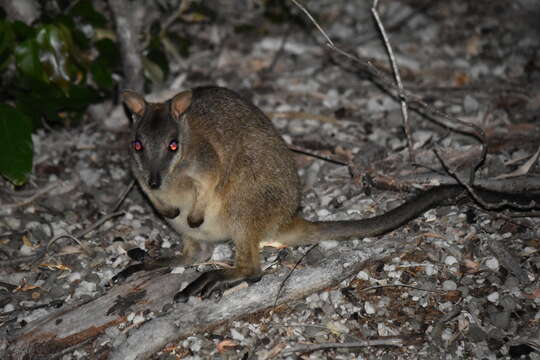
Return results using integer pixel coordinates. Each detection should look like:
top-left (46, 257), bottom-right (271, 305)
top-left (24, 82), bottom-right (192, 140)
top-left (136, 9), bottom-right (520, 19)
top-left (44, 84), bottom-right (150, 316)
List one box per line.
top-left (2, 0), bottom-right (540, 359)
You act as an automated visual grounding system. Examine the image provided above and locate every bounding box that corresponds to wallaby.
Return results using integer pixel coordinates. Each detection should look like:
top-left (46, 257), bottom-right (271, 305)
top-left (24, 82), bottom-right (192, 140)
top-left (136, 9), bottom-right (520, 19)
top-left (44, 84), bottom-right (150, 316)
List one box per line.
top-left (120, 86), bottom-right (469, 302)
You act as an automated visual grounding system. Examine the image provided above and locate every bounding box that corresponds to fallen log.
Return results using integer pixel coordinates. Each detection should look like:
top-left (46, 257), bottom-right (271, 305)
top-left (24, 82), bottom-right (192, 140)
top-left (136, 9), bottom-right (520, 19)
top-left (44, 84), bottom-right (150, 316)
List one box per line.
top-left (4, 245), bottom-right (388, 360)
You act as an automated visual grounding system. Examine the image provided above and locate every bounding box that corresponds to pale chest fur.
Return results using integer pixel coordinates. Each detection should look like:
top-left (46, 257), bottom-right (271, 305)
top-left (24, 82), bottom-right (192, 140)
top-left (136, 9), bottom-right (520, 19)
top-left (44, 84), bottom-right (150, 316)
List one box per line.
top-left (150, 188), bottom-right (230, 243)
top-left (167, 199), bottom-right (229, 243)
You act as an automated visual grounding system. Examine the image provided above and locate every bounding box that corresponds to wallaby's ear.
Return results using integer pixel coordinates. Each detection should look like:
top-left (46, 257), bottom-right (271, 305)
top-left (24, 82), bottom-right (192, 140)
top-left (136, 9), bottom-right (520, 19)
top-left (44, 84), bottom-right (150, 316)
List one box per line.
top-left (121, 90), bottom-right (146, 121)
top-left (170, 90), bottom-right (193, 119)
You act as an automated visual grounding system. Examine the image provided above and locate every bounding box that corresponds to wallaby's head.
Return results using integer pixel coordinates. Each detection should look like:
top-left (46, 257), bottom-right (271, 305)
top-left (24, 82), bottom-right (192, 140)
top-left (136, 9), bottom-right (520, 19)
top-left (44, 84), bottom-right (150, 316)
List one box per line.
top-left (121, 90), bottom-right (192, 191)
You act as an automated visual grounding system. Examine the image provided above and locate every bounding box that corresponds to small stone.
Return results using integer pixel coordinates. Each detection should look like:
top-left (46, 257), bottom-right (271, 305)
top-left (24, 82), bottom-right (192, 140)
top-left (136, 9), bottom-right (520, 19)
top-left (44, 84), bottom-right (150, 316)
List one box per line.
top-left (68, 272), bottom-right (82, 282)
top-left (171, 267), bottom-right (185, 274)
top-left (522, 247), bottom-right (536, 256)
top-left (161, 238), bottom-right (171, 248)
top-left (489, 311), bottom-right (510, 330)
top-left (463, 95), bottom-right (479, 113)
top-left (485, 257), bottom-right (499, 271)
top-left (74, 280), bottom-right (97, 298)
top-left (443, 280), bottom-right (457, 291)
top-left (128, 205), bottom-right (145, 214)
top-left (444, 256), bottom-right (458, 266)
top-left (79, 168), bottom-right (100, 187)
top-left (357, 271), bottom-right (370, 280)
top-left (319, 292), bottom-right (329, 302)
top-left (438, 301), bottom-right (453, 312)
top-left (317, 209), bottom-right (331, 219)
top-left (19, 244), bottom-right (35, 256)
top-left (319, 240), bottom-right (338, 249)
top-left (184, 336), bottom-right (202, 352)
top-left (468, 324), bottom-right (488, 342)
top-left (425, 264), bottom-right (437, 276)
top-left (487, 292), bottom-right (499, 303)
top-left (231, 328), bottom-right (245, 341)
top-left (326, 320), bottom-right (349, 334)
top-left (364, 301), bottom-right (376, 314)
top-left (383, 264), bottom-right (396, 272)
top-left (132, 313), bottom-right (145, 325)
top-left (212, 244), bottom-right (233, 261)
top-left (499, 295), bottom-right (518, 311)
top-left (127, 312), bottom-right (135, 322)
top-left (5, 217), bottom-right (21, 229)
top-left (3, 303), bottom-right (15, 312)
top-left (441, 328), bottom-right (454, 342)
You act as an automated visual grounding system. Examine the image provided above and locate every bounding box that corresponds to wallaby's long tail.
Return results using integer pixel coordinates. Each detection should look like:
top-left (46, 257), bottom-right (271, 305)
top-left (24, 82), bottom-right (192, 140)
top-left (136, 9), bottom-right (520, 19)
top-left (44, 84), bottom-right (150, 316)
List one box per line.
top-left (276, 184), bottom-right (540, 247)
top-left (277, 185), bottom-right (466, 246)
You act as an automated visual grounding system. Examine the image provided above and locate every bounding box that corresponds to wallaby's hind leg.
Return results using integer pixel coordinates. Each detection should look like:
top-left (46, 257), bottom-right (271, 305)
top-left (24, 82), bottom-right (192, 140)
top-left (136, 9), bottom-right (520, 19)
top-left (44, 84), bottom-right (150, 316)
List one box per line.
top-left (174, 227), bottom-right (262, 302)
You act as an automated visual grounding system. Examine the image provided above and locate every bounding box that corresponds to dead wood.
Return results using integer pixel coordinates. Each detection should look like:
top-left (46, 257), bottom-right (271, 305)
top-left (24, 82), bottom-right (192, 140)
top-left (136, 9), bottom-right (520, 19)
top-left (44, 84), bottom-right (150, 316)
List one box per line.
top-left (5, 248), bottom-right (386, 360)
top-left (107, 0), bottom-right (144, 93)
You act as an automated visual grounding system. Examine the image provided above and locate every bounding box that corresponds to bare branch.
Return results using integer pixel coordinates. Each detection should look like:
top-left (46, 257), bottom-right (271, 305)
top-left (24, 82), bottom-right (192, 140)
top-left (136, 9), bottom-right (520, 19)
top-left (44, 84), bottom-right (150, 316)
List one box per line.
top-left (107, 0), bottom-right (144, 92)
top-left (371, 0), bottom-right (415, 163)
top-left (288, 0), bottom-right (487, 184)
top-left (284, 336), bottom-right (417, 355)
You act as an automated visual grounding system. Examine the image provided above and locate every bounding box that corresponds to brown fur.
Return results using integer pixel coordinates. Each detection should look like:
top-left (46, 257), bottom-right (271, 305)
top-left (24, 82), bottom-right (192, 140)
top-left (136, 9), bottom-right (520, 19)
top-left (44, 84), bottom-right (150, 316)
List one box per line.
top-left (121, 86), bottom-right (465, 301)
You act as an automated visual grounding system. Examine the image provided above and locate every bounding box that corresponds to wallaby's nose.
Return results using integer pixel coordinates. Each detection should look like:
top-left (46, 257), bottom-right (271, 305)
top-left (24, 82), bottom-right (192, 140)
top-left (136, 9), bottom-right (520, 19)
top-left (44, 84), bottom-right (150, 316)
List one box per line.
top-left (148, 173), bottom-right (161, 189)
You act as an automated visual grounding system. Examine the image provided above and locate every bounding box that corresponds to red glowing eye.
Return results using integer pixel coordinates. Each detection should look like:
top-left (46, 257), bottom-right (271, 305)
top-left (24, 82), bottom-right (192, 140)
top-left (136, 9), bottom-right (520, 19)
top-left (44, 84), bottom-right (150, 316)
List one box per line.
top-left (169, 141), bottom-right (178, 151)
top-left (133, 141), bottom-right (143, 151)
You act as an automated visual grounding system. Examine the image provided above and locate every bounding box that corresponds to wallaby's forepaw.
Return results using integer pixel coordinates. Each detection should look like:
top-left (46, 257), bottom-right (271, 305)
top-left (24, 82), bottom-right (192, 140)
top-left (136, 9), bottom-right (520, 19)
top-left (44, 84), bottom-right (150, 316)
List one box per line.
top-left (112, 263), bottom-right (146, 284)
top-left (112, 248), bottom-right (177, 284)
top-left (187, 214), bottom-right (204, 228)
top-left (160, 207), bottom-right (180, 219)
top-left (174, 270), bottom-right (261, 302)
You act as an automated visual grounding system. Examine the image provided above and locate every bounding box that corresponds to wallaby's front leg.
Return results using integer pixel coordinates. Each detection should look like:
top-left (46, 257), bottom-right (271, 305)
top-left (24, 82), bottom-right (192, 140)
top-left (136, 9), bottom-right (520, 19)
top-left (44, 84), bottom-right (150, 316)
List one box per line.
top-left (174, 230), bottom-right (262, 302)
top-left (183, 140), bottom-right (221, 228)
top-left (187, 187), bottom-right (207, 228)
top-left (145, 191), bottom-right (180, 219)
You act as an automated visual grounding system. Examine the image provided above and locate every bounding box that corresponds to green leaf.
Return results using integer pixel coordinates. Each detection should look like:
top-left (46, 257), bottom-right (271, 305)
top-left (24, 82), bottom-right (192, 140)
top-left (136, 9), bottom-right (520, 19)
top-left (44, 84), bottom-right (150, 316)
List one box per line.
top-left (0, 20), bottom-right (14, 70)
top-left (15, 38), bottom-right (49, 84)
top-left (0, 104), bottom-right (33, 185)
top-left (0, 20), bottom-right (14, 54)
top-left (11, 20), bottom-right (34, 41)
top-left (69, 0), bottom-right (107, 27)
top-left (95, 39), bottom-right (120, 68)
top-left (36, 24), bottom-right (76, 94)
top-left (90, 61), bottom-right (113, 90)
top-left (56, 15), bottom-right (91, 50)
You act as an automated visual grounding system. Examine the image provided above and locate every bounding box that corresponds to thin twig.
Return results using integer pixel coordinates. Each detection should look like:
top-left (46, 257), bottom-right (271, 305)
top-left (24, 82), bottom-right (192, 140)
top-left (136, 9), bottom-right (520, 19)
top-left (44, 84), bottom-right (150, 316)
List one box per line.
top-left (3, 182), bottom-right (61, 211)
top-left (267, 111), bottom-right (338, 124)
top-left (47, 234), bottom-right (93, 256)
top-left (288, 0), bottom-right (487, 183)
top-left (263, 22), bottom-right (292, 75)
top-left (2, 211), bottom-right (126, 267)
top-left (288, 144), bottom-right (349, 166)
top-left (434, 149), bottom-right (538, 211)
top-left (111, 180), bottom-right (135, 212)
top-left (45, 210), bottom-right (126, 255)
top-left (371, 0), bottom-right (414, 163)
top-left (359, 283), bottom-right (444, 294)
top-left (289, 0), bottom-right (334, 46)
top-left (76, 211), bottom-right (125, 238)
top-left (274, 244), bottom-right (318, 307)
top-left (0, 253), bottom-right (48, 267)
top-left (284, 337), bottom-right (411, 355)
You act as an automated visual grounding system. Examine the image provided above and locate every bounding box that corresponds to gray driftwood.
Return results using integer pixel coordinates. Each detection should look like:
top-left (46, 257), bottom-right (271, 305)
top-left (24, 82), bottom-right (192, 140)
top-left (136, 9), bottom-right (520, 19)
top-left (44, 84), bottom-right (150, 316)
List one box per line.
top-left (5, 246), bottom-right (389, 359)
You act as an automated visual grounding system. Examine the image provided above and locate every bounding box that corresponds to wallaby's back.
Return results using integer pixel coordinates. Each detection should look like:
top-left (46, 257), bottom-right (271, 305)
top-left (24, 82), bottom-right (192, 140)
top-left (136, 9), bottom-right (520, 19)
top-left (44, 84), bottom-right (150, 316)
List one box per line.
top-left (185, 87), bottom-right (302, 237)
